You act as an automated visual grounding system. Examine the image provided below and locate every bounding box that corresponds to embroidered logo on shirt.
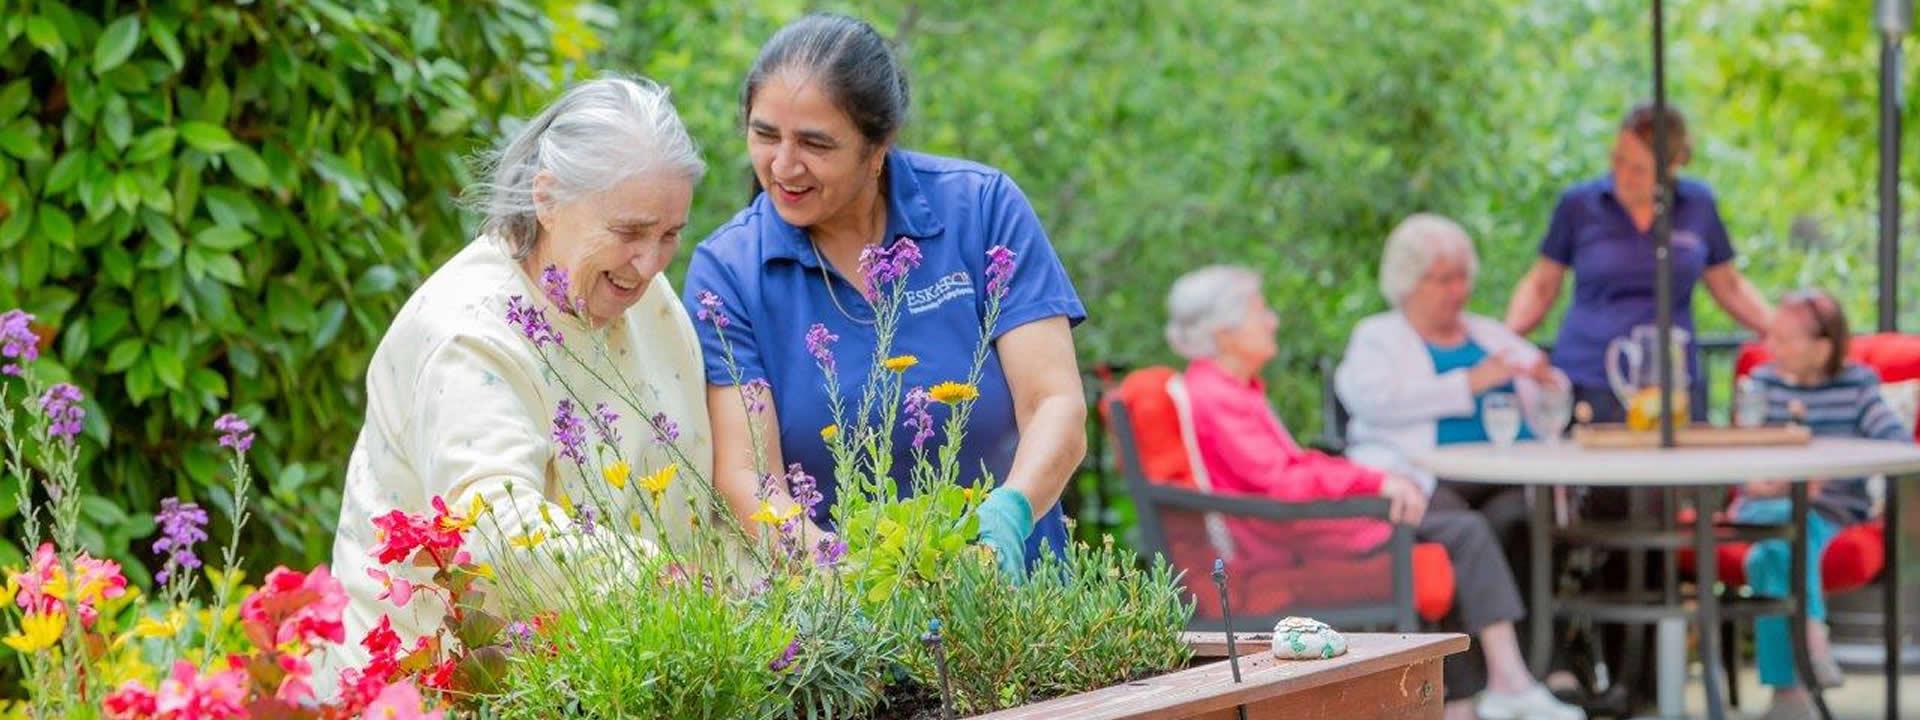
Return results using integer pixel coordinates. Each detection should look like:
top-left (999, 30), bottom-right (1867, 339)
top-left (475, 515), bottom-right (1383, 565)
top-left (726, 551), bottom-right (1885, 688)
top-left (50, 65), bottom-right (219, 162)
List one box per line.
top-left (1672, 230), bottom-right (1701, 249)
top-left (905, 271), bottom-right (976, 315)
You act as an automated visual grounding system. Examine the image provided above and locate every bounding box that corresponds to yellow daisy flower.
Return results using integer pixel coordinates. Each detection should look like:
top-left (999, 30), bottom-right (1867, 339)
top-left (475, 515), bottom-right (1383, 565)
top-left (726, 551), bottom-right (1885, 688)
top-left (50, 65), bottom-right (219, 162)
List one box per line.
top-left (466, 563), bottom-right (497, 581)
top-left (133, 608), bottom-right (188, 639)
top-left (820, 424), bottom-right (839, 442)
top-left (510, 530), bottom-right (548, 550)
top-left (749, 501), bottom-right (803, 525)
top-left (0, 574), bottom-right (17, 608)
top-left (882, 355), bottom-right (918, 372)
top-left (559, 493), bottom-right (577, 519)
top-left (638, 463), bottom-right (678, 498)
top-left (4, 612), bottom-right (64, 653)
top-left (603, 460), bottom-right (632, 490)
top-left (928, 381), bottom-right (979, 404)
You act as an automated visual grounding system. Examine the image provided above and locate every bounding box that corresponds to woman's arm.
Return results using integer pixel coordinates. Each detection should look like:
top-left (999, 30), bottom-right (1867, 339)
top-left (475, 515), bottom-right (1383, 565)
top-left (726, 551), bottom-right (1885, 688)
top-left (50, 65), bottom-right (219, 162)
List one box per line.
top-left (705, 385), bottom-right (819, 538)
top-left (1333, 321), bottom-right (1478, 426)
top-left (995, 316), bottom-right (1086, 512)
top-left (1700, 263), bottom-right (1774, 335)
top-left (1504, 258), bottom-right (1567, 336)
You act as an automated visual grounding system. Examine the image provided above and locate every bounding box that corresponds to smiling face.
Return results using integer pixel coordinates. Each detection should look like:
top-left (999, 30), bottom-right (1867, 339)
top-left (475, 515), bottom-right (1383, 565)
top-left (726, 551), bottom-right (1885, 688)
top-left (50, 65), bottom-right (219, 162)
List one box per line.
top-left (532, 170), bottom-right (693, 324)
top-left (1764, 301), bottom-right (1835, 381)
top-left (1402, 253), bottom-right (1474, 330)
top-left (746, 71), bottom-right (888, 230)
top-left (1610, 131), bottom-right (1678, 211)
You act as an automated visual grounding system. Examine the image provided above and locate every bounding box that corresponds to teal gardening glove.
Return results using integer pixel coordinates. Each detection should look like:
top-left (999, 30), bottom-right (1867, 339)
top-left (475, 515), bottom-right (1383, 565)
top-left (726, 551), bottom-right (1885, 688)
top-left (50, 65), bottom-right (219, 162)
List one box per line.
top-left (974, 486), bottom-right (1034, 581)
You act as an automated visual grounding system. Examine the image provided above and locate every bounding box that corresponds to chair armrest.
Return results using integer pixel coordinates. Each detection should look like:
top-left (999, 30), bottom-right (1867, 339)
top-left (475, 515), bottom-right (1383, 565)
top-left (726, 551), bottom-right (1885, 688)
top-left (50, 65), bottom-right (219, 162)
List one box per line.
top-left (1142, 485), bottom-right (1390, 522)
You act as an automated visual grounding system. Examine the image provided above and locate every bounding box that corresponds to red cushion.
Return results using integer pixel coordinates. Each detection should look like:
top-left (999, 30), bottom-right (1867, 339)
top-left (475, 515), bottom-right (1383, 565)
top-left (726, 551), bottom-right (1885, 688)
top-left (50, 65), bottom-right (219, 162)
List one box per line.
top-left (1179, 535), bottom-right (1454, 624)
top-left (1677, 520), bottom-right (1884, 593)
top-left (1105, 366), bottom-right (1195, 488)
top-left (1734, 333), bottom-right (1920, 442)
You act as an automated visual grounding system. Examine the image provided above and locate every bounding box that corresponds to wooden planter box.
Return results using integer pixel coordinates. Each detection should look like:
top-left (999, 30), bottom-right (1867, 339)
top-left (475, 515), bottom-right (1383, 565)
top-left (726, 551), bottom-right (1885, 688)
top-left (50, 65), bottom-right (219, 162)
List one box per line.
top-left (971, 633), bottom-right (1468, 720)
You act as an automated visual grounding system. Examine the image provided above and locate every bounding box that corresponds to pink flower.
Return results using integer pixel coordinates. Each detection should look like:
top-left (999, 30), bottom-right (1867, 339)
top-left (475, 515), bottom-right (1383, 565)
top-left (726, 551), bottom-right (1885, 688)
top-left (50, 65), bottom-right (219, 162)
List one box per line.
top-left (369, 504), bottom-right (463, 566)
top-left (14, 542), bottom-right (127, 626)
top-left (275, 650), bottom-right (316, 704)
top-left (360, 680), bottom-right (444, 720)
top-left (153, 658), bottom-right (249, 720)
top-left (0, 309), bottom-right (39, 376)
top-left (985, 245), bottom-right (1017, 297)
top-left (367, 568), bottom-right (415, 608)
top-left (239, 565), bottom-right (347, 650)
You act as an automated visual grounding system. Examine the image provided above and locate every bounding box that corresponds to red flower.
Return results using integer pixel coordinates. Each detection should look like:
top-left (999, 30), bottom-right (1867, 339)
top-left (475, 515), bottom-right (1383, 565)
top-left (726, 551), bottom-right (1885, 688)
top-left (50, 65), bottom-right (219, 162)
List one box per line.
top-left (421, 658), bottom-right (457, 691)
top-left (102, 681), bottom-right (158, 719)
top-left (371, 510), bottom-right (432, 565)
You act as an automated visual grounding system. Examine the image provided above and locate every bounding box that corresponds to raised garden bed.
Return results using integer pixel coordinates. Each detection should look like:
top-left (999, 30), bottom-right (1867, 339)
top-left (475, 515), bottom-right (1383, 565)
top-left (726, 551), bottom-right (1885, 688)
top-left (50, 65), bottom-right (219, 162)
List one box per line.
top-left (972, 632), bottom-right (1468, 720)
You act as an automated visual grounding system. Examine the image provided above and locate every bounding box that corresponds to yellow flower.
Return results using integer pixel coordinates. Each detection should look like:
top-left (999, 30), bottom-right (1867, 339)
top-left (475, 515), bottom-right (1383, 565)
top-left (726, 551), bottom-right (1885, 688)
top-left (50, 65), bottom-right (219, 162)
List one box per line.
top-left (468, 494), bottom-right (493, 518)
top-left (559, 493), bottom-right (577, 519)
top-left (0, 574), bottom-right (17, 608)
top-left (928, 382), bottom-right (979, 404)
top-left (538, 503), bottom-right (554, 527)
top-left (466, 563), bottom-right (497, 581)
top-left (749, 501), bottom-right (803, 525)
top-left (820, 424), bottom-right (839, 442)
top-left (510, 531), bottom-right (548, 550)
top-left (638, 463), bottom-right (678, 500)
top-left (629, 511), bottom-right (644, 531)
top-left (603, 460), bottom-right (632, 490)
top-left (134, 608), bottom-right (188, 639)
top-left (4, 611), bottom-right (64, 653)
top-left (882, 355), bottom-right (919, 372)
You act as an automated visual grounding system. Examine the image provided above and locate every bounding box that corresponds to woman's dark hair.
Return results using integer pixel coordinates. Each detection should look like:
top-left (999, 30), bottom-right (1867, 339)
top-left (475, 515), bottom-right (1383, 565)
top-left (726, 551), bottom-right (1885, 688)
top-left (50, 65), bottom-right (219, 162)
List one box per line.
top-left (1784, 288), bottom-right (1851, 378)
top-left (741, 14), bottom-right (909, 195)
top-left (1621, 102), bottom-right (1692, 165)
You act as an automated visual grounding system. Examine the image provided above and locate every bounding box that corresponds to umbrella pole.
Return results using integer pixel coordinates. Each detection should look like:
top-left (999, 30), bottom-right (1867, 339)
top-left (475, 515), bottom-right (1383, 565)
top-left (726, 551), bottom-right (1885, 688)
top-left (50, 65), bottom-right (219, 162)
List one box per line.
top-left (1880, 2), bottom-right (1906, 334)
top-left (1652, 0), bottom-right (1677, 449)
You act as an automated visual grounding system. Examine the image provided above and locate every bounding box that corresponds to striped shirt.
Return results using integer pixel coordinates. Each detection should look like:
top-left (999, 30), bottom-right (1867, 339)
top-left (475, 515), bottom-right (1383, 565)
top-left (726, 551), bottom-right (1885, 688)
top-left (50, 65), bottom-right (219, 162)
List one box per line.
top-left (1750, 362), bottom-right (1913, 522)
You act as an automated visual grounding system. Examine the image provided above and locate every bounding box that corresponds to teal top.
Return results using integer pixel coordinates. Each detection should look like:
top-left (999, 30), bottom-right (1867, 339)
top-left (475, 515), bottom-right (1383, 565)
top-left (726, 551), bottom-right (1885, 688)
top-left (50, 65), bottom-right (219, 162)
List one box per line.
top-left (1427, 340), bottom-right (1533, 445)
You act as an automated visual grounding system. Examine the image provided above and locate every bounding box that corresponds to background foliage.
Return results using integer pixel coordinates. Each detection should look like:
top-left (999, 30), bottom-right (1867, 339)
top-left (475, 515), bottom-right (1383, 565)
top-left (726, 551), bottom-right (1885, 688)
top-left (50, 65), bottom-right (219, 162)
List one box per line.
top-left (2, 0), bottom-right (1912, 566)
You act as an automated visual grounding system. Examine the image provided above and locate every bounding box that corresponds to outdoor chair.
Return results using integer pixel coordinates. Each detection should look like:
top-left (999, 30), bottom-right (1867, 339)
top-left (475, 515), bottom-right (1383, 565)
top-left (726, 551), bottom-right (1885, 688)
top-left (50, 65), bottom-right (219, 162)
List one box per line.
top-left (1105, 366), bottom-right (1454, 634)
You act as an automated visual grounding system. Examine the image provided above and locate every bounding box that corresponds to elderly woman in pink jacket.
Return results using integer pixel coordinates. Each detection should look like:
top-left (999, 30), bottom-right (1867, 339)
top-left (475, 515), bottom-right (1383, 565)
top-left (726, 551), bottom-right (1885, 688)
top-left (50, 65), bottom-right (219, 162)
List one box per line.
top-left (1167, 260), bottom-right (1582, 720)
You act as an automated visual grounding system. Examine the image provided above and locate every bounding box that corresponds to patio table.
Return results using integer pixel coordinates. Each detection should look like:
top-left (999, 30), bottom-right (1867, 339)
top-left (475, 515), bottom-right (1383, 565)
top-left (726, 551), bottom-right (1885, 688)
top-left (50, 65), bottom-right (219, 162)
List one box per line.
top-left (1417, 437), bottom-right (1920, 720)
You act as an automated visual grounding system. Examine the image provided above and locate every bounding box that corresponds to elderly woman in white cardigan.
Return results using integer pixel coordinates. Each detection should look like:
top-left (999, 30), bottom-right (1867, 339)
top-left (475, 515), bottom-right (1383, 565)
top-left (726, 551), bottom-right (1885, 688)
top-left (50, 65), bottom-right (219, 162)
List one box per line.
top-left (1335, 214), bottom-right (1568, 566)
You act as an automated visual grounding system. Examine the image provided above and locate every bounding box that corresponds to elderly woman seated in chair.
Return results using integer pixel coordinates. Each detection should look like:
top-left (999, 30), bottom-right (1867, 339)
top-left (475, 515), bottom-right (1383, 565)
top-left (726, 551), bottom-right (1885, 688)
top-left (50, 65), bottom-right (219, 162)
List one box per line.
top-left (1336, 214), bottom-right (1568, 575)
top-left (1166, 264), bottom-right (1582, 720)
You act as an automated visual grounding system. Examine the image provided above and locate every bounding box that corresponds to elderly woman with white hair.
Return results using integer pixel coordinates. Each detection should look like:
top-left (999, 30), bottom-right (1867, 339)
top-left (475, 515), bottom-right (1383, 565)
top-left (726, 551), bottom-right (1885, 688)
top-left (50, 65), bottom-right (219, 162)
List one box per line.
top-left (1336, 214), bottom-right (1567, 539)
top-left (1168, 264), bottom-right (1582, 720)
top-left (325, 76), bottom-right (714, 677)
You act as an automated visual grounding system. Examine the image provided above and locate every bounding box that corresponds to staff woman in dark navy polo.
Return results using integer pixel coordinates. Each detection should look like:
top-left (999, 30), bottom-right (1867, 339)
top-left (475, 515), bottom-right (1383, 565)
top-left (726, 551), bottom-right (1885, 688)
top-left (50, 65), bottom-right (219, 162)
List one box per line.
top-left (1504, 103), bottom-right (1774, 421)
top-left (683, 13), bottom-right (1087, 576)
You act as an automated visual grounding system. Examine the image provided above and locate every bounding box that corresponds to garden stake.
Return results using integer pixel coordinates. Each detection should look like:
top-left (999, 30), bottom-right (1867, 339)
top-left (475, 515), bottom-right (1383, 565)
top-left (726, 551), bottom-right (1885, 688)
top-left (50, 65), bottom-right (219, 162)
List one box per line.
top-left (924, 618), bottom-right (955, 720)
top-left (1212, 559), bottom-right (1250, 720)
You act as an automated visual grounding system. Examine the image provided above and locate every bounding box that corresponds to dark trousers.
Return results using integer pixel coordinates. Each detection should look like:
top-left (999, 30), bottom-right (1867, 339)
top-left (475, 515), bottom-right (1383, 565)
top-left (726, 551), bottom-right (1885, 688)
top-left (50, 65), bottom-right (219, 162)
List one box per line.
top-left (1419, 508), bottom-right (1527, 700)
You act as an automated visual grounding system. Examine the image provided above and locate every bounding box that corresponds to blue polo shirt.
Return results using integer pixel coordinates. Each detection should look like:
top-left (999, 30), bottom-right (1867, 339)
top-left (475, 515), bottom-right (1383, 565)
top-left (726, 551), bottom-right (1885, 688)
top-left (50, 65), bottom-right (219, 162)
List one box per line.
top-left (682, 149), bottom-right (1086, 565)
top-left (1540, 176), bottom-right (1736, 389)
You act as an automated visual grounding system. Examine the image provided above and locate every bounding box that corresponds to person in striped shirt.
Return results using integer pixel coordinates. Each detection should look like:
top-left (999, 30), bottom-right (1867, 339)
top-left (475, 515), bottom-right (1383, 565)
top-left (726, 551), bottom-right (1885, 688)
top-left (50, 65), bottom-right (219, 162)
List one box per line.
top-left (1733, 288), bottom-right (1911, 720)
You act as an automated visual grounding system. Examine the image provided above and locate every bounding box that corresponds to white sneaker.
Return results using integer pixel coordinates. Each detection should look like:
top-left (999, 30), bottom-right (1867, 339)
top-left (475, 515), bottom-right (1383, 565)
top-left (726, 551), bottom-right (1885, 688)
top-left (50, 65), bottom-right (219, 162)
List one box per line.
top-left (1476, 683), bottom-right (1588, 720)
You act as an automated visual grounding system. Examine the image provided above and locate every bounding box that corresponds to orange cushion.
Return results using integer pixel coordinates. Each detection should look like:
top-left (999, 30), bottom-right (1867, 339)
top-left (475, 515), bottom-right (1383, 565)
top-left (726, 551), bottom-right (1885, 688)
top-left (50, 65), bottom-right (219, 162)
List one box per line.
top-left (1105, 366), bottom-right (1195, 488)
top-left (1678, 521), bottom-right (1884, 593)
top-left (1735, 333), bottom-right (1920, 441)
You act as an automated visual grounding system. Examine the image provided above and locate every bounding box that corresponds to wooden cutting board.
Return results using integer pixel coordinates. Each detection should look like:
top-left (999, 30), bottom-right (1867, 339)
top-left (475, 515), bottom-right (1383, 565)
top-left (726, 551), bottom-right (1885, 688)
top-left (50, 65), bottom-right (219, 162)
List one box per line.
top-left (1572, 424), bottom-right (1813, 449)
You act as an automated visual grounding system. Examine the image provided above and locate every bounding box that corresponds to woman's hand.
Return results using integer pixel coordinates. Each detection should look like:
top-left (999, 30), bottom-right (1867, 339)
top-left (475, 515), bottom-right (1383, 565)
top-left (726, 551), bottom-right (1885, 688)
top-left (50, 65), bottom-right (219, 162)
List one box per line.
top-left (975, 486), bottom-right (1034, 580)
top-left (1379, 474), bottom-right (1429, 526)
top-left (1467, 354), bottom-right (1520, 394)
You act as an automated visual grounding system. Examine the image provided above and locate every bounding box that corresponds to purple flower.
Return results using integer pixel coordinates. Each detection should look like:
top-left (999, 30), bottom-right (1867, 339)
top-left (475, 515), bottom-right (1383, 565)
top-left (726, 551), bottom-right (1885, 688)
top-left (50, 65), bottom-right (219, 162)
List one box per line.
top-left (787, 463), bottom-right (822, 512)
top-left (591, 402), bottom-right (620, 446)
top-left (552, 400), bottom-right (588, 465)
top-left (574, 501), bottom-right (599, 535)
top-left (814, 536), bottom-right (847, 569)
top-left (756, 472), bottom-right (779, 501)
top-left (0, 309), bottom-right (39, 377)
top-left (804, 324), bottom-right (838, 374)
top-left (742, 378), bottom-right (771, 415)
top-left (504, 621), bottom-right (536, 648)
top-left (695, 290), bottom-right (730, 330)
top-left (777, 515), bottom-right (805, 561)
top-left (506, 295), bottom-right (564, 347)
top-left (769, 637), bottom-right (801, 672)
top-left (903, 387), bottom-right (935, 450)
top-left (152, 497), bottom-right (209, 585)
top-left (650, 412), bottom-right (679, 445)
top-left (858, 237), bottom-right (923, 300)
top-left (38, 383), bottom-right (84, 443)
top-left (540, 265), bottom-right (577, 315)
top-left (213, 413), bottom-right (254, 454)
top-left (890, 237), bottom-right (923, 275)
top-left (985, 246), bottom-right (1017, 297)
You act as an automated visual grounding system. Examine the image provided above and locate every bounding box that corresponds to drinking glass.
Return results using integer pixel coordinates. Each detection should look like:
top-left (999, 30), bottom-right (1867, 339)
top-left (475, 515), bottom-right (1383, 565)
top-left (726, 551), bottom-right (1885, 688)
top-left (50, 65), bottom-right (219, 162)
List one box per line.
top-left (1482, 392), bottom-right (1522, 448)
top-left (1527, 386), bottom-right (1574, 445)
top-left (1734, 377), bottom-right (1768, 429)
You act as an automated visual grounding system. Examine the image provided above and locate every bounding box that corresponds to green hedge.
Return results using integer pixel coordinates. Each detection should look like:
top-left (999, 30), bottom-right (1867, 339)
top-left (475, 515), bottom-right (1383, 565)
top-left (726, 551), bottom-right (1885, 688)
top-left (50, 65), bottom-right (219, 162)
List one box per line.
top-left (0, 0), bottom-right (577, 577)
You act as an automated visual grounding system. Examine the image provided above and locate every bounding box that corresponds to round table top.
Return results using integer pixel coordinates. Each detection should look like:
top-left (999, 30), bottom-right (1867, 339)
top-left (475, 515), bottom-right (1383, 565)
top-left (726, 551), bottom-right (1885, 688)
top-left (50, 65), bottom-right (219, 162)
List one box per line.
top-left (1415, 437), bottom-right (1920, 486)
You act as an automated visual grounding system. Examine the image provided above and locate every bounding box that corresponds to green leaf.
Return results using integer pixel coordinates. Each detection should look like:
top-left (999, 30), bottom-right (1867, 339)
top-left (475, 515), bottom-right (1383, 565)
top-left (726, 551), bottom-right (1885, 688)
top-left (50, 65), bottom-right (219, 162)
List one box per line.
top-left (146, 17), bottom-right (184, 70)
top-left (203, 253), bottom-right (244, 285)
top-left (124, 359), bottom-right (154, 403)
top-left (43, 151), bottom-right (87, 194)
top-left (0, 203), bottom-right (28, 250)
top-left (93, 16), bottom-right (142, 75)
top-left (0, 80), bottom-right (30, 121)
top-left (104, 337), bottom-right (142, 373)
top-left (126, 127), bottom-right (177, 163)
top-left (194, 225), bottom-right (253, 251)
top-left (24, 17), bottom-right (62, 60)
top-left (178, 121), bottom-right (237, 152)
top-left (190, 367), bottom-right (228, 398)
top-left (0, 120), bottom-right (44, 161)
top-left (37, 208), bottom-right (73, 249)
top-left (225, 145), bottom-right (270, 188)
top-left (312, 300), bottom-right (347, 349)
top-left (149, 343), bottom-right (185, 390)
top-left (113, 173), bottom-right (142, 212)
top-left (353, 265), bottom-right (398, 296)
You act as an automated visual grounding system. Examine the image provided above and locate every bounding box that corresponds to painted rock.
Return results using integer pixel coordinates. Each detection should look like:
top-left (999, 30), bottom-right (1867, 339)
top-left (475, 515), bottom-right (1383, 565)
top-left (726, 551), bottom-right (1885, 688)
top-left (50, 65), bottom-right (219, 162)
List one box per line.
top-left (1270, 616), bottom-right (1347, 660)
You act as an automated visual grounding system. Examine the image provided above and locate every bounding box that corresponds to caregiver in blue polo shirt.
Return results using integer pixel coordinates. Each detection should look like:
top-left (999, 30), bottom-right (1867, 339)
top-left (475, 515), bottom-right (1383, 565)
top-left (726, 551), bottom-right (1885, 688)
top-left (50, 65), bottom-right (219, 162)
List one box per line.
top-left (683, 13), bottom-right (1087, 577)
top-left (1505, 103), bottom-right (1773, 422)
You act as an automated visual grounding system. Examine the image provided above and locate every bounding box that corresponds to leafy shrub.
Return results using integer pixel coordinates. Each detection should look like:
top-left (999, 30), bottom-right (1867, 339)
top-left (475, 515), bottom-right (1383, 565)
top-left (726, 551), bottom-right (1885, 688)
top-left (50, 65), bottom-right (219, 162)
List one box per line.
top-left (0, 0), bottom-right (578, 576)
